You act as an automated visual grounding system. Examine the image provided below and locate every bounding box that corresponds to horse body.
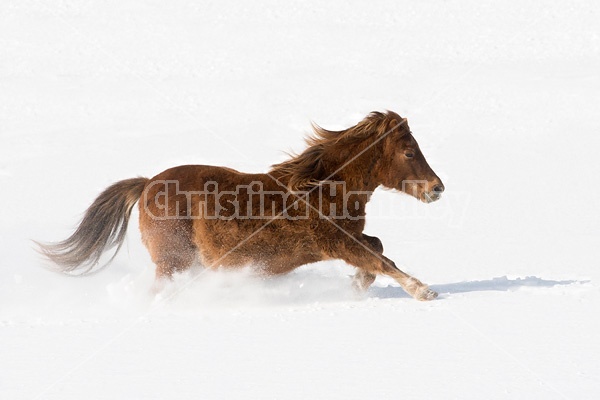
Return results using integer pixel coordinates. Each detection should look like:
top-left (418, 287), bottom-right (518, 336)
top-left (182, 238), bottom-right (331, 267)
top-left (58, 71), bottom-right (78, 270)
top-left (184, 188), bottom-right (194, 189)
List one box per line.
top-left (38, 111), bottom-right (445, 301)
top-left (140, 165), bottom-right (328, 277)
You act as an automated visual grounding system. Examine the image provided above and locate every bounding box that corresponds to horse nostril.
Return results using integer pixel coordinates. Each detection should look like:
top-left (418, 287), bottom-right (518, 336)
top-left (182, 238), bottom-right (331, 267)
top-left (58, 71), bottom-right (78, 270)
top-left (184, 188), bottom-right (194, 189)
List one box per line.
top-left (433, 184), bottom-right (445, 194)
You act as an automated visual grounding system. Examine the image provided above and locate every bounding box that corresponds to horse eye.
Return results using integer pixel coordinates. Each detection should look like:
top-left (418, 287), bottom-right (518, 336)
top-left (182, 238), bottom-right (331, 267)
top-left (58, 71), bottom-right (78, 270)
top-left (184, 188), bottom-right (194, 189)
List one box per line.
top-left (405, 152), bottom-right (414, 159)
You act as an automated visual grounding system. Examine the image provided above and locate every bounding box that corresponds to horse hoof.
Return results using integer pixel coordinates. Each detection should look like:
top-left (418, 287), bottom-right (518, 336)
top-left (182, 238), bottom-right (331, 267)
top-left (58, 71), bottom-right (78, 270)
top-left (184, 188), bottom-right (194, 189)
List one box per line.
top-left (416, 287), bottom-right (438, 301)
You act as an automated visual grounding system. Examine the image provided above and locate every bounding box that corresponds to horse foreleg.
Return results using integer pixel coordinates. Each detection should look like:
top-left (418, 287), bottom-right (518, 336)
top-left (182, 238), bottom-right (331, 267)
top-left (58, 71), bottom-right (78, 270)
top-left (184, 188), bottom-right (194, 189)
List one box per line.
top-left (341, 237), bottom-right (437, 301)
top-left (381, 259), bottom-right (438, 301)
top-left (361, 233), bottom-right (384, 253)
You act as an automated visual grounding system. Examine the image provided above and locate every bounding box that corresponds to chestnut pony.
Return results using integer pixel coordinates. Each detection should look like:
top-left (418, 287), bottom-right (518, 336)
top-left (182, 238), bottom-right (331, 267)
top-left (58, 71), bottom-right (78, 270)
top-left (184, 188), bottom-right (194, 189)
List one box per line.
top-left (38, 111), bottom-right (444, 301)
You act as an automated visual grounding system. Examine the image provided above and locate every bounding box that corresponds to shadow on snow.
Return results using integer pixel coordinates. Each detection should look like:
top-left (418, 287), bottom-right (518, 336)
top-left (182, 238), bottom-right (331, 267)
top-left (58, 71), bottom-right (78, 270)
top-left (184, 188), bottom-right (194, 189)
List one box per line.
top-left (369, 276), bottom-right (590, 299)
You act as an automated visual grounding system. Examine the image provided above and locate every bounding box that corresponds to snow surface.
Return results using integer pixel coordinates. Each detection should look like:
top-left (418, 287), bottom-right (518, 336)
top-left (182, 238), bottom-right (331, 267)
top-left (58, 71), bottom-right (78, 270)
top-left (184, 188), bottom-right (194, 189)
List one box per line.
top-left (1, 1), bottom-right (599, 399)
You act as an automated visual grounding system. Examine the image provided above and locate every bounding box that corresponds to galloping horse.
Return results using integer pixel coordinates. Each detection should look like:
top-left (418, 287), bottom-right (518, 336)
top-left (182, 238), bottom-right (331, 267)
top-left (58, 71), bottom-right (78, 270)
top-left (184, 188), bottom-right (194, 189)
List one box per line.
top-left (38, 111), bottom-right (445, 301)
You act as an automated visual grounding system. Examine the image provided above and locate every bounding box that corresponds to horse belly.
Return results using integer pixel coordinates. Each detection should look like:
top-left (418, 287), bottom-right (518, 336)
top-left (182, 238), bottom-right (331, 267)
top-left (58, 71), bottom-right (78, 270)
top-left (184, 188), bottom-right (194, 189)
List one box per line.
top-left (192, 218), bottom-right (321, 273)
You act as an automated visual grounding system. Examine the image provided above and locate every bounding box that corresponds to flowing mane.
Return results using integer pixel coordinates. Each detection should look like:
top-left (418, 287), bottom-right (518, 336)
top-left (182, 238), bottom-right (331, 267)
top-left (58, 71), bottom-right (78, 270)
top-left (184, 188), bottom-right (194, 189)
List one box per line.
top-left (270, 111), bottom-right (405, 190)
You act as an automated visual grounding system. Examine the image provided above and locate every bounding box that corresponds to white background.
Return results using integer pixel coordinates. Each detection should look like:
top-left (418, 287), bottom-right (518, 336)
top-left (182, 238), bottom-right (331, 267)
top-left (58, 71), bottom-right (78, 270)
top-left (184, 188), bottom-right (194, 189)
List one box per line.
top-left (1, 1), bottom-right (599, 399)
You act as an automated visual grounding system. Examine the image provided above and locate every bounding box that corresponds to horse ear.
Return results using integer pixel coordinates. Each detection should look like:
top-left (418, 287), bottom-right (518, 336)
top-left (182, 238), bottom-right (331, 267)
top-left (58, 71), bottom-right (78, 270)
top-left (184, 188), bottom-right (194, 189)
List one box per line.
top-left (386, 117), bottom-right (408, 136)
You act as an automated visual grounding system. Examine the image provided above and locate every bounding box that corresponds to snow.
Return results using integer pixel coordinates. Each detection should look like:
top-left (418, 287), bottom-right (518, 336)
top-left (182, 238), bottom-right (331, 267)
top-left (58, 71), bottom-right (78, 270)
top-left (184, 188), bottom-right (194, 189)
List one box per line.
top-left (1, 0), bottom-right (599, 399)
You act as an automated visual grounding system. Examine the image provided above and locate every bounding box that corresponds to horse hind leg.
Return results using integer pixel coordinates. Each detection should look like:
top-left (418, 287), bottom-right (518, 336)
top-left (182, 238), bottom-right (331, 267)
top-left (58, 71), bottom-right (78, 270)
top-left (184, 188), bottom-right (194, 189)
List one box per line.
top-left (142, 222), bottom-right (198, 281)
top-left (154, 250), bottom-right (196, 280)
top-left (352, 269), bottom-right (376, 292)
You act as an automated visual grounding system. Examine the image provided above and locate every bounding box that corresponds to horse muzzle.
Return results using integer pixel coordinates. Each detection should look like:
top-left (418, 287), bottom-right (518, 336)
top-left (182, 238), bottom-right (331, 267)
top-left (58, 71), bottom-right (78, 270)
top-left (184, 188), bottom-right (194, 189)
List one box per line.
top-left (422, 184), bottom-right (445, 203)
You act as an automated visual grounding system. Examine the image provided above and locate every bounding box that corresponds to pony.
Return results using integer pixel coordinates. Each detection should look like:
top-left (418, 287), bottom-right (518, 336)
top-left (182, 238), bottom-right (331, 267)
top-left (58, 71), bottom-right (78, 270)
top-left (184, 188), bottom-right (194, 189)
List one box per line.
top-left (37, 111), bottom-right (445, 301)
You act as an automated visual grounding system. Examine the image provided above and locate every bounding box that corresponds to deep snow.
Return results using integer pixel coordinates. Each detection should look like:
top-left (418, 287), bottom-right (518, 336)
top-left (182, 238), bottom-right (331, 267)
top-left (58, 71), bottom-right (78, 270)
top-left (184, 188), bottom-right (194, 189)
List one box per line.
top-left (1, 1), bottom-right (599, 399)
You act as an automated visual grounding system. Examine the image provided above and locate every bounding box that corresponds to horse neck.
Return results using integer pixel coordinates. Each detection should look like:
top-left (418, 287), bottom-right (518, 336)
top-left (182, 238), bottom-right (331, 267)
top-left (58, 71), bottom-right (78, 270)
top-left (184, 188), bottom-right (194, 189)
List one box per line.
top-left (325, 142), bottom-right (381, 194)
